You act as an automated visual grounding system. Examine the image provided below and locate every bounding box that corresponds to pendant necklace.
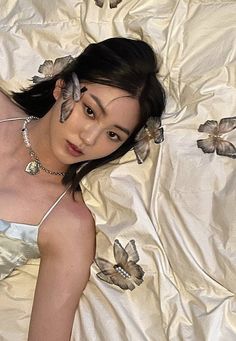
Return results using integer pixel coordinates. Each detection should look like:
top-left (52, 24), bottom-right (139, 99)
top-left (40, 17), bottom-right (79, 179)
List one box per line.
top-left (21, 116), bottom-right (66, 176)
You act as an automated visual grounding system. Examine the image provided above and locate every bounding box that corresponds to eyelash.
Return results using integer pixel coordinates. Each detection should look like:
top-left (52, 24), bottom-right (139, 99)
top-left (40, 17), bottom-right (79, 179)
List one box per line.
top-left (84, 105), bottom-right (95, 119)
top-left (83, 104), bottom-right (122, 142)
top-left (107, 131), bottom-right (121, 142)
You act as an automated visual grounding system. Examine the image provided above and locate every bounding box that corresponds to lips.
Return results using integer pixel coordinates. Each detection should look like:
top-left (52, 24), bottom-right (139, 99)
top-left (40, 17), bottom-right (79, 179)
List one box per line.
top-left (66, 141), bottom-right (84, 157)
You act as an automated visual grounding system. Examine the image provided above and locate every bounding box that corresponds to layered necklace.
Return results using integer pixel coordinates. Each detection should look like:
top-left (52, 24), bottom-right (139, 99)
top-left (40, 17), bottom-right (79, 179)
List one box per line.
top-left (21, 116), bottom-right (66, 176)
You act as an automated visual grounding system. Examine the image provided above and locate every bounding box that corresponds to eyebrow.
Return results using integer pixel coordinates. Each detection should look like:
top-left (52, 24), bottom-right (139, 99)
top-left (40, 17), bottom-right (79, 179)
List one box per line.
top-left (89, 93), bottom-right (131, 136)
top-left (114, 125), bottom-right (130, 136)
top-left (90, 94), bottom-right (106, 115)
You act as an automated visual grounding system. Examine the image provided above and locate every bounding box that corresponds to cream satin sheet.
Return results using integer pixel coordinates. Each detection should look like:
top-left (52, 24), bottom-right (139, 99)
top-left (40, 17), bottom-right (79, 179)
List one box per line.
top-left (0, 1), bottom-right (235, 340)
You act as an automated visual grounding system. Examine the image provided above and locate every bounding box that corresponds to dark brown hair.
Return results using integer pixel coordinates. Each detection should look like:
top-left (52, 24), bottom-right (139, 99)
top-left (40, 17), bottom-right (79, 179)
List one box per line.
top-left (12, 37), bottom-right (166, 192)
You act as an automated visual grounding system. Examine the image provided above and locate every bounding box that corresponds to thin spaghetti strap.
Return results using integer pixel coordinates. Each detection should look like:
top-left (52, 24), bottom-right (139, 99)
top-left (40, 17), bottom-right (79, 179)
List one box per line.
top-left (38, 187), bottom-right (70, 227)
top-left (1, 116), bottom-right (71, 227)
top-left (0, 117), bottom-right (26, 123)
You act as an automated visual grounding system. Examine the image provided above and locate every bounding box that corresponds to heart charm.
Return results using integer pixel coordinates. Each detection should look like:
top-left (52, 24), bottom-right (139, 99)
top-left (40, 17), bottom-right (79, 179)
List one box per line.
top-left (25, 161), bottom-right (40, 175)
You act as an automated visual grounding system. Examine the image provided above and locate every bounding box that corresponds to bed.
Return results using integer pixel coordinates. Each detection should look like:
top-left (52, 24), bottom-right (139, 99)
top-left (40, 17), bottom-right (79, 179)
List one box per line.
top-left (0, 0), bottom-right (235, 340)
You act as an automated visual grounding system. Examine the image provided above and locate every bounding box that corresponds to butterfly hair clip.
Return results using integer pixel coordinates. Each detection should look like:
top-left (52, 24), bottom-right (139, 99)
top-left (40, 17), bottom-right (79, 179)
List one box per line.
top-left (134, 116), bottom-right (164, 164)
top-left (33, 55), bottom-right (74, 83)
top-left (60, 73), bottom-right (87, 123)
top-left (197, 117), bottom-right (236, 158)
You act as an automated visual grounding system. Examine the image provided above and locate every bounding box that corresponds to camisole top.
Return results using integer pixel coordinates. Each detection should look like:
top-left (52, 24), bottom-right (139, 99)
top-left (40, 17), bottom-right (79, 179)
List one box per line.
top-left (0, 117), bottom-right (68, 280)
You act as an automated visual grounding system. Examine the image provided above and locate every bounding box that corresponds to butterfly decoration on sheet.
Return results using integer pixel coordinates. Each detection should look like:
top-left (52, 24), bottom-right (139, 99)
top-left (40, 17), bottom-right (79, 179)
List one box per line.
top-left (60, 73), bottom-right (87, 123)
top-left (134, 116), bottom-right (164, 164)
top-left (95, 239), bottom-right (145, 291)
top-left (94, 0), bottom-right (122, 8)
top-left (197, 117), bottom-right (236, 158)
top-left (32, 55), bottom-right (74, 83)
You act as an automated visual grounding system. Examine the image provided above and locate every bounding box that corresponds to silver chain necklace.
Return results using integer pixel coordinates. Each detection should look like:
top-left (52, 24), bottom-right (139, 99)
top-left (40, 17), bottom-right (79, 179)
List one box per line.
top-left (21, 116), bottom-right (66, 176)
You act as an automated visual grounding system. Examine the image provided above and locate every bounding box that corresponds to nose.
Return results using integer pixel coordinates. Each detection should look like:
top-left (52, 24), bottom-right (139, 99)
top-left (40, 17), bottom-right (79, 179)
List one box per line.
top-left (80, 125), bottom-right (101, 146)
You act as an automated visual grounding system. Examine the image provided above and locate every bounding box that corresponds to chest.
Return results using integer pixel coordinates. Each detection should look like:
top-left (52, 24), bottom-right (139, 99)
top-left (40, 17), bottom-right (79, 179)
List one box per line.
top-left (0, 119), bottom-right (66, 225)
top-left (0, 165), bottom-right (64, 225)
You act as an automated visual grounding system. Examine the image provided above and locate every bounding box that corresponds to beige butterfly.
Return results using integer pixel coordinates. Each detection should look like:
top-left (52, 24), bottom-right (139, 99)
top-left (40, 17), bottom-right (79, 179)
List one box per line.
top-left (60, 73), bottom-right (87, 123)
top-left (134, 116), bottom-right (164, 164)
top-left (94, 0), bottom-right (122, 8)
top-left (33, 55), bottom-right (74, 83)
top-left (197, 117), bottom-right (236, 158)
top-left (95, 239), bottom-right (145, 291)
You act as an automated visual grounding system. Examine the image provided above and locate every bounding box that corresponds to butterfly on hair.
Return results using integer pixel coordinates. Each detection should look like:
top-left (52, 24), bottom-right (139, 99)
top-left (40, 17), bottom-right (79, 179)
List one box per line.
top-left (134, 116), bottom-right (164, 164)
top-left (33, 55), bottom-right (74, 84)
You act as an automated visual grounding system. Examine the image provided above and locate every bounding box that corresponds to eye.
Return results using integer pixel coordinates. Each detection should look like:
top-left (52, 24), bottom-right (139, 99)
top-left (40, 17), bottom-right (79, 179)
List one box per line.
top-left (84, 105), bottom-right (95, 119)
top-left (107, 131), bottom-right (121, 142)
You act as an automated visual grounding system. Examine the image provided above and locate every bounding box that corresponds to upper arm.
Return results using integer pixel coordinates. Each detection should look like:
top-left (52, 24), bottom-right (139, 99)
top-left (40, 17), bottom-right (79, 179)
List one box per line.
top-left (28, 203), bottom-right (95, 341)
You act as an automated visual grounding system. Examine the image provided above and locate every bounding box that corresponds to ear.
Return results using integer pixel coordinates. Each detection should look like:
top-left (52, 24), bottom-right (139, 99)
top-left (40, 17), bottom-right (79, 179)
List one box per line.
top-left (53, 79), bottom-right (64, 100)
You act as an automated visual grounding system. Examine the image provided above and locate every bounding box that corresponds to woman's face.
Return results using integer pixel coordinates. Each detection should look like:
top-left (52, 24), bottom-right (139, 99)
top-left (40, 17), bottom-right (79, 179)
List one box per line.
top-left (49, 82), bottom-right (140, 165)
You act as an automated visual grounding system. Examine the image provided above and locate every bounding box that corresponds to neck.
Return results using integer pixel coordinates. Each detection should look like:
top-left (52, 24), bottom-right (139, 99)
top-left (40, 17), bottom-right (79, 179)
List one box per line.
top-left (23, 114), bottom-right (68, 175)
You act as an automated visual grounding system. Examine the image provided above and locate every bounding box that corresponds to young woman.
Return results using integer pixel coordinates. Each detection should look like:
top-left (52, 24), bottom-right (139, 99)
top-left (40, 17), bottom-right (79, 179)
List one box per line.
top-left (0, 37), bottom-right (165, 340)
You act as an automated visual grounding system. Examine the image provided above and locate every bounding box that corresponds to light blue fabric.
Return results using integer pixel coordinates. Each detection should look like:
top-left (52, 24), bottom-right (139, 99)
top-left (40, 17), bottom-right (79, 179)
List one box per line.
top-left (0, 118), bottom-right (69, 281)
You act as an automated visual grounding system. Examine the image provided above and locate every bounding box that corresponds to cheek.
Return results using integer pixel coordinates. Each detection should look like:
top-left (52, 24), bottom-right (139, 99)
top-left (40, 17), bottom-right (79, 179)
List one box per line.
top-left (103, 140), bottom-right (126, 157)
top-left (95, 137), bottom-right (118, 156)
top-left (50, 114), bottom-right (68, 144)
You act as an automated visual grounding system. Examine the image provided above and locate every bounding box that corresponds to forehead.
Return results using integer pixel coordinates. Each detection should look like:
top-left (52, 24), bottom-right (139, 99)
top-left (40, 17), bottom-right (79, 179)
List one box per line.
top-left (82, 82), bottom-right (139, 109)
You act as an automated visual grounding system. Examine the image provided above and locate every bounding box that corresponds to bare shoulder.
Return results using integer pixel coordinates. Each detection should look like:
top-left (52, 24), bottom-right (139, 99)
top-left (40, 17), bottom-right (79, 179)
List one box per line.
top-left (70, 190), bottom-right (94, 223)
top-left (62, 190), bottom-right (95, 236)
top-left (38, 190), bottom-right (95, 260)
top-left (0, 89), bottom-right (25, 119)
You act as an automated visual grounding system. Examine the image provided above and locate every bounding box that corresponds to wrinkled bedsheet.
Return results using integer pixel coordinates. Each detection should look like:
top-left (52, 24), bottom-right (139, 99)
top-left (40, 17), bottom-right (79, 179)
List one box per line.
top-left (0, 1), bottom-right (235, 340)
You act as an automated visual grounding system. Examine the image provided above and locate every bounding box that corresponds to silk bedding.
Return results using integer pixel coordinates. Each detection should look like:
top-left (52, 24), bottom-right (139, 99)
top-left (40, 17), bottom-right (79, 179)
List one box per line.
top-left (0, 1), bottom-right (235, 340)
